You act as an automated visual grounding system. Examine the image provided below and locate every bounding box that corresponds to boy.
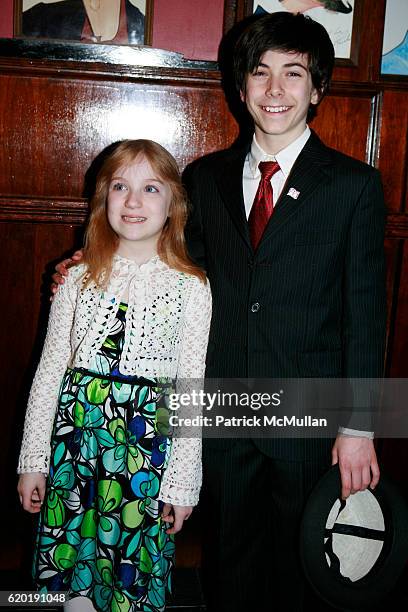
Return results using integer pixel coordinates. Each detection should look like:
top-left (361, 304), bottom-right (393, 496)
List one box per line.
top-left (184, 12), bottom-right (385, 611)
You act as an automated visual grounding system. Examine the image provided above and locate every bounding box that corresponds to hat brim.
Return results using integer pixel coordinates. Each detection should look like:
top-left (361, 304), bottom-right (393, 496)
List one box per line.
top-left (300, 465), bottom-right (408, 610)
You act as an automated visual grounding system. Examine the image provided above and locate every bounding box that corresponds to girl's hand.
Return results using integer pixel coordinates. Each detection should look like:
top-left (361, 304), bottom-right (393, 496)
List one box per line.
top-left (51, 249), bottom-right (83, 296)
top-left (17, 473), bottom-right (46, 513)
top-left (162, 503), bottom-right (193, 534)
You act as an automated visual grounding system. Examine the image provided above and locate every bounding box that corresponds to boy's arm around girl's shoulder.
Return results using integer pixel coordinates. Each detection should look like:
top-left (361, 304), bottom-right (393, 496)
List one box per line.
top-left (17, 265), bottom-right (84, 475)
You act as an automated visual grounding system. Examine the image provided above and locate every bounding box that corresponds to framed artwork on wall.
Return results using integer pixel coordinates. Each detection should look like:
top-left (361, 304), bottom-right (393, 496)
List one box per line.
top-left (14, 0), bottom-right (153, 46)
top-left (381, 0), bottom-right (408, 78)
top-left (223, 0), bottom-right (362, 65)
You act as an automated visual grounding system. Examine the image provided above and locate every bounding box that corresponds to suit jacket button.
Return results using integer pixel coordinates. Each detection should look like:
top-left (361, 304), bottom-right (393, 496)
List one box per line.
top-left (251, 302), bottom-right (260, 313)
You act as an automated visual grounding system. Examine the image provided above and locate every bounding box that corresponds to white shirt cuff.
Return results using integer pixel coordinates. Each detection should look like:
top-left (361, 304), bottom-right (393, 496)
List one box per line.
top-left (338, 427), bottom-right (374, 439)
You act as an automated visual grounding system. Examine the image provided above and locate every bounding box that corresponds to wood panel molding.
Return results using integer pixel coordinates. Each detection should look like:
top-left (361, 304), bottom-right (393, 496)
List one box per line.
top-left (0, 38), bottom-right (220, 85)
top-left (385, 213), bottom-right (408, 240)
top-left (2, 196), bottom-right (407, 238)
top-left (0, 196), bottom-right (87, 224)
top-left (3, 38), bottom-right (408, 92)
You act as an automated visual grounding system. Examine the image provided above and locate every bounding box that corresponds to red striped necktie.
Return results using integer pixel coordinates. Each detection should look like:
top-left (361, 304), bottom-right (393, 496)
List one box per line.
top-left (248, 160), bottom-right (280, 250)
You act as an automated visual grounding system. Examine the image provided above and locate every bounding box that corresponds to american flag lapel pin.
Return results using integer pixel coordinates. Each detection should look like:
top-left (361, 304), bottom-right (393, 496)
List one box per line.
top-left (287, 187), bottom-right (300, 200)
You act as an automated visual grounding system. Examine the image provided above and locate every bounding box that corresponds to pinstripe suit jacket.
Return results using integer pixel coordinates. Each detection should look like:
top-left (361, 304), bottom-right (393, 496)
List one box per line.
top-left (184, 131), bottom-right (386, 460)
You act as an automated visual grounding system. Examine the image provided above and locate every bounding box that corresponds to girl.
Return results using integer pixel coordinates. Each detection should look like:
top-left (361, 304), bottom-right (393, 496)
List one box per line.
top-left (17, 139), bottom-right (211, 612)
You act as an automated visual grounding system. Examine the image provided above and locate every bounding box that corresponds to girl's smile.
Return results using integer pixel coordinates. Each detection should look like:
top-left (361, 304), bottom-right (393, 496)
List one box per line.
top-left (121, 215), bottom-right (147, 223)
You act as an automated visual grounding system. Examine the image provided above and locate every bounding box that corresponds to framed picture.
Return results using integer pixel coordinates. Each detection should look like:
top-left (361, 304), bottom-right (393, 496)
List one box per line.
top-left (224, 0), bottom-right (361, 64)
top-left (381, 0), bottom-right (408, 78)
top-left (14, 0), bottom-right (153, 46)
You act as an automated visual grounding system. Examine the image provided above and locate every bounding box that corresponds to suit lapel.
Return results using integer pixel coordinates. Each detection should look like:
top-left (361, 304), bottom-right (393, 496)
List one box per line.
top-left (211, 132), bottom-right (334, 251)
top-left (213, 145), bottom-right (252, 250)
top-left (260, 131), bottom-right (333, 245)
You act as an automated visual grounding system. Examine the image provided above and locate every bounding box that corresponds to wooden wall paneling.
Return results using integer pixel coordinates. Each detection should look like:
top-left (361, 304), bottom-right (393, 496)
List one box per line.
top-left (378, 89), bottom-right (408, 387)
top-left (0, 72), bottom-right (238, 199)
top-left (0, 223), bottom-right (38, 480)
top-left (0, 196), bottom-right (88, 224)
top-left (386, 214), bottom-right (408, 241)
top-left (380, 238), bottom-right (408, 494)
top-left (0, 221), bottom-right (81, 536)
top-left (0, 74), bottom-right (82, 197)
top-left (378, 90), bottom-right (408, 213)
top-left (383, 239), bottom-right (403, 376)
top-left (312, 88), bottom-right (379, 164)
top-left (387, 240), bottom-right (408, 377)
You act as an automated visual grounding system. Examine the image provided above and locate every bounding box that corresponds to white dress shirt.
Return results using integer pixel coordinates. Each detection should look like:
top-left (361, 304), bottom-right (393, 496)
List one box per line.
top-left (243, 127), bottom-right (311, 218)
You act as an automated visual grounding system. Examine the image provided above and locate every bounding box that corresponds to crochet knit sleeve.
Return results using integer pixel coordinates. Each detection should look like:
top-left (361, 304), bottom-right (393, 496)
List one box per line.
top-left (17, 269), bottom-right (81, 474)
top-left (159, 277), bottom-right (212, 507)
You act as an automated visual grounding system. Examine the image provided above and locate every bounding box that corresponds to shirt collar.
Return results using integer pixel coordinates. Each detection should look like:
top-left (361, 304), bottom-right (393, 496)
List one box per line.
top-left (248, 126), bottom-right (311, 179)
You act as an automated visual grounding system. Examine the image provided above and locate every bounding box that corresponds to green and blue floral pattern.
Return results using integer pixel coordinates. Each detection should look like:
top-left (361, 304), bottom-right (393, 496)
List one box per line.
top-left (34, 304), bottom-right (175, 611)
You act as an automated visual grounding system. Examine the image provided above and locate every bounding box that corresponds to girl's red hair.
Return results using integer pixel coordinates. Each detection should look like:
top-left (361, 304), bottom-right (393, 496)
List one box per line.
top-left (82, 139), bottom-right (206, 286)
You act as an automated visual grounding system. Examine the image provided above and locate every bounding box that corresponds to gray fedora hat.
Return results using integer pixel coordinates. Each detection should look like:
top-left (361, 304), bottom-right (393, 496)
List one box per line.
top-left (300, 465), bottom-right (408, 610)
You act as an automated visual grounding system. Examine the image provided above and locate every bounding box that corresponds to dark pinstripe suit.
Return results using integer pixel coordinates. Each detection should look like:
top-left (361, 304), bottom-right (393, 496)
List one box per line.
top-left (184, 130), bottom-right (386, 611)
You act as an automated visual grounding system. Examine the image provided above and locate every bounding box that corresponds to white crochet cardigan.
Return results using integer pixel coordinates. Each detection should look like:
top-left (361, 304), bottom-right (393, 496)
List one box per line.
top-left (18, 254), bottom-right (212, 506)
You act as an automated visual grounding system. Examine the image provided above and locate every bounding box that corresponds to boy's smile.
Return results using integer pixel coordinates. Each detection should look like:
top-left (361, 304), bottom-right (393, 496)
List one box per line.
top-left (241, 50), bottom-right (320, 154)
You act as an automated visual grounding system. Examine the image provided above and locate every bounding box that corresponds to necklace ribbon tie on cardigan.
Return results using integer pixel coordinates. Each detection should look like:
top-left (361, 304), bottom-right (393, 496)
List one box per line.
top-left (249, 160), bottom-right (280, 250)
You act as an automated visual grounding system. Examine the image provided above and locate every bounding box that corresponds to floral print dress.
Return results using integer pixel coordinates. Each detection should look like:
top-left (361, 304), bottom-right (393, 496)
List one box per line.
top-left (33, 302), bottom-right (175, 612)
